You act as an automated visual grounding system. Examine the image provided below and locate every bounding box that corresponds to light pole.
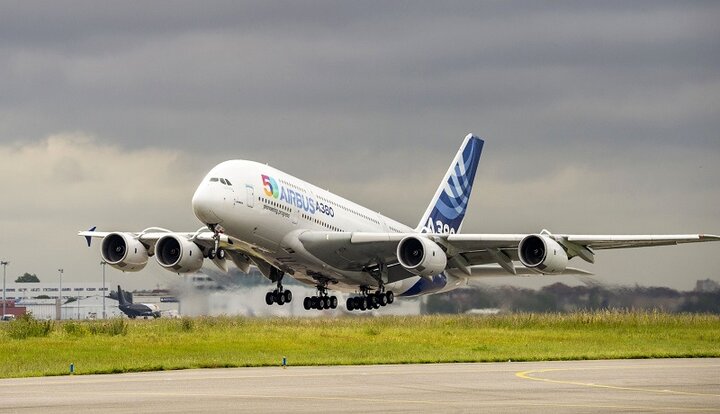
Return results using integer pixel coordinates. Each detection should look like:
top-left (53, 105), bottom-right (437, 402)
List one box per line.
top-left (100, 261), bottom-right (107, 319)
top-left (1, 261), bottom-right (8, 318)
top-left (58, 268), bottom-right (63, 320)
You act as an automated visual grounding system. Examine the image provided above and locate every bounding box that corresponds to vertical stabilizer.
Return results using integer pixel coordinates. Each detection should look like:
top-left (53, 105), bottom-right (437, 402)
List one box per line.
top-left (117, 285), bottom-right (130, 306)
top-left (416, 133), bottom-right (484, 234)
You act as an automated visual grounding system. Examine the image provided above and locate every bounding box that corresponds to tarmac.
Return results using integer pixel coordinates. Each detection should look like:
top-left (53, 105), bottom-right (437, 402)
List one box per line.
top-left (0, 358), bottom-right (717, 413)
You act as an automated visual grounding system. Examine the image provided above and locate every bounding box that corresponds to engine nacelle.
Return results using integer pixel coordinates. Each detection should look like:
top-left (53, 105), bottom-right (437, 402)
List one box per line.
top-left (397, 236), bottom-right (447, 278)
top-left (101, 233), bottom-right (148, 272)
top-left (155, 235), bottom-right (204, 273)
top-left (518, 234), bottom-right (568, 274)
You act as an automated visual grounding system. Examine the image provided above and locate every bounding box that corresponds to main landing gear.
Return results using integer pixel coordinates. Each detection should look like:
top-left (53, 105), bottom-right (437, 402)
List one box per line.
top-left (346, 288), bottom-right (394, 312)
top-left (265, 270), bottom-right (292, 306)
top-left (303, 286), bottom-right (338, 311)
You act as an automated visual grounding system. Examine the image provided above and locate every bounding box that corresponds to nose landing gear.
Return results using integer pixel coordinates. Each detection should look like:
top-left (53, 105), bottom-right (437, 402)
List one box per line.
top-left (206, 224), bottom-right (226, 260)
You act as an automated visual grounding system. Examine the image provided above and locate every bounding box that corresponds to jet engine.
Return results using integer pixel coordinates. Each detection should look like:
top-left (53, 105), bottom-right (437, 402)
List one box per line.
top-left (101, 233), bottom-right (148, 272)
top-left (155, 234), bottom-right (204, 273)
top-left (397, 236), bottom-right (447, 278)
top-left (518, 234), bottom-right (568, 274)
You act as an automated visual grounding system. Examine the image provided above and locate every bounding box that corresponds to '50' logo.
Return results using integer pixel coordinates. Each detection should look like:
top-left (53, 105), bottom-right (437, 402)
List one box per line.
top-left (261, 175), bottom-right (279, 198)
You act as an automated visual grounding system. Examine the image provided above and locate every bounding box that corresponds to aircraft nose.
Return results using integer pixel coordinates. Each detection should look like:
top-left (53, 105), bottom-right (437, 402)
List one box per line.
top-left (192, 182), bottom-right (222, 224)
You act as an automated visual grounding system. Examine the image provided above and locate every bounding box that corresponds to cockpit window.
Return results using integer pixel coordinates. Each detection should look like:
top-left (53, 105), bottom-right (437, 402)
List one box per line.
top-left (220, 178), bottom-right (227, 185)
top-left (210, 177), bottom-right (219, 182)
top-left (225, 179), bottom-right (232, 186)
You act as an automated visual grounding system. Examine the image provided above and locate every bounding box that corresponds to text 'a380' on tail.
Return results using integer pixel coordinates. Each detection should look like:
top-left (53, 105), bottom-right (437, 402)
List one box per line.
top-left (416, 133), bottom-right (484, 234)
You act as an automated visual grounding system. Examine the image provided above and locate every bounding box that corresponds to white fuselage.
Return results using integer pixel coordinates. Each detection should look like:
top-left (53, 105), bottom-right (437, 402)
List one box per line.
top-left (191, 160), bottom-right (465, 296)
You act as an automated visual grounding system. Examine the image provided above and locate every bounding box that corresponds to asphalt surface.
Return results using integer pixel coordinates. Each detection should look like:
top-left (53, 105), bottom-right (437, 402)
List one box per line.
top-left (0, 359), bottom-right (718, 413)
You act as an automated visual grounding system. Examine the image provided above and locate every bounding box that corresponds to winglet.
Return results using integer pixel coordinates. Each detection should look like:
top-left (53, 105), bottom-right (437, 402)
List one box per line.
top-left (84, 226), bottom-right (97, 247)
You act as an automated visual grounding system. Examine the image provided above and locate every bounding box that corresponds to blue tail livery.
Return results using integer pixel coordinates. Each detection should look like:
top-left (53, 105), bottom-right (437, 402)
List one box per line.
top-left (417, 133), bottom-right (484, 234)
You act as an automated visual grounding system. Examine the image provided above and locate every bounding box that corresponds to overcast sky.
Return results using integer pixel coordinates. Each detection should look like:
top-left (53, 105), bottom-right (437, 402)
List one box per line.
top-left (1, 1), bottom-right (718, 291)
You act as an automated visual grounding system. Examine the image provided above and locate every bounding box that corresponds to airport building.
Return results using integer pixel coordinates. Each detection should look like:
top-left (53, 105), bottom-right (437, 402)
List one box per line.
top-left (0, 282), bottom-right (176, 320)
top-left (0, 282), bottom-right (110, 301)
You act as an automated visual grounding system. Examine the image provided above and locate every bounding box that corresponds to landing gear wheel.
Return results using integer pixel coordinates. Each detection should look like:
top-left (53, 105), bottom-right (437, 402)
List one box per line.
top-left (265, 292), bottom-right (274, 305)
top-left (216, 249), bottom-right (225, 260)
top-left (208, 249), bottom-right (216, 260)
top-left (330, 296), bottom-right (338, 309)
top-left (346, 298), bottom-right (355, 311)
top-left (284, 290), bottom-right (292, 303)
top-left (359, 300), bottom-right (367, 311)
top-left (311, 296), bottom-right (320, 309)
top-left (322, 296), bottom-right (330, 310)
top-left (386, 291), bottom-right (394, 304)
top-left (378, 293), bottom-right (388, 306)
top-left (367, 295), bottom-right (377, 308)
top-left (276, 292), bottom-right (285, 305)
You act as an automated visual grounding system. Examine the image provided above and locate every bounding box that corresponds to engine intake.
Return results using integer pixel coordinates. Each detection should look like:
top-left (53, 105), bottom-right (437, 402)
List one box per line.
top-left (397, 236), bottom-right (447, 278)
top-left (101, 233), bottom-right (148, 272)
top-left (518, 234), bottom-right (568, 274)
top-left (155, 235), bottom-right (204, 273)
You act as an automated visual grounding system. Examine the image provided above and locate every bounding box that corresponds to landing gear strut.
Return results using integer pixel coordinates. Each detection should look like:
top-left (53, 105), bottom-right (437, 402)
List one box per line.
top-left (303, 285), bottom-right (338, 311)
top-left (346, 286), bottom-right (394, 312)
top-left (265, 269), bottom-right (292, 306)
top-left (206, 224), bottom-right (225, 260)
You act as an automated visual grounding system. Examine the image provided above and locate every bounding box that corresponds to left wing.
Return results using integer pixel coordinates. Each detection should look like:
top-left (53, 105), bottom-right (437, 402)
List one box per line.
top-left (297, 230), bottom-right (720, 279)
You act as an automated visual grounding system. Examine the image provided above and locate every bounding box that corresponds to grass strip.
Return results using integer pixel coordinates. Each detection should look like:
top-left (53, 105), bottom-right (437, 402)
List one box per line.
top-left (0, 311), bottom-right (718, 378)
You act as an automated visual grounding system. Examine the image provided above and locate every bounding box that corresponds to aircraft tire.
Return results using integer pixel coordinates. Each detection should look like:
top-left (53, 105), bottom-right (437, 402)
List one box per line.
top-left (322, 296), bottom-right (330, 310)
top-left (359, 300), bottom-right (367, 311)
top-left (330, 296), bottom-right (338, 309)
top-left (284, 290), bottom-right (292, 303)
top-left (265, 292), bottom-right (274, 305)
top-left (276, 292), bottom-right (285, 305)
top-left (386, 291), bottom-right (394, 304)
top-left (378, 293), bottom-right (388, 306)
top-left (346, 298), bottom-right (354, 311)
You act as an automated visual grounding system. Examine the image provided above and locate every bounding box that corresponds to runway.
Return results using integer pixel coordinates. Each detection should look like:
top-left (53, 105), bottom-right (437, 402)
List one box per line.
top-left (0, 359), bottom-right (717, 413)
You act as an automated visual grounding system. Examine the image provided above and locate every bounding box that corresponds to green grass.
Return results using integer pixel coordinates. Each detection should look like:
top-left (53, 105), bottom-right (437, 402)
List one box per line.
top-left (0, 311), bottom-right (718, 378)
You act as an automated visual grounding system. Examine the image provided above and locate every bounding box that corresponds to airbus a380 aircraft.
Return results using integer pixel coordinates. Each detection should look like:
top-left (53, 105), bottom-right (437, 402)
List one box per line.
top-left (80, 134), bottom-right (719, 312)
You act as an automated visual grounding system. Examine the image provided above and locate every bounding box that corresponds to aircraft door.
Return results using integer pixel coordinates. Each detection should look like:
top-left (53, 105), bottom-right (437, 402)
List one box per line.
top-left (246, 185), bottom-right (254, 208)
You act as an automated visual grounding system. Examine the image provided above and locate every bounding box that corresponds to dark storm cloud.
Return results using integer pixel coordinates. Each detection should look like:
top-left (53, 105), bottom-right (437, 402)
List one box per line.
top-left (1, 1), bottom-right (718, 154)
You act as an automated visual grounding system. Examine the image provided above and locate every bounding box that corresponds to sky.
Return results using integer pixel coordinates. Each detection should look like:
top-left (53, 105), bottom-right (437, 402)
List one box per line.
top-left (0, 1), bottom-right (718, 291)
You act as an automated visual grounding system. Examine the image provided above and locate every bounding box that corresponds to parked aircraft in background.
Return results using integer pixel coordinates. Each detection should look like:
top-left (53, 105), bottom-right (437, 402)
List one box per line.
top-left (115, 285), bottom-right (160, 319)
top-left (81, 133), bottom-right (719, 312)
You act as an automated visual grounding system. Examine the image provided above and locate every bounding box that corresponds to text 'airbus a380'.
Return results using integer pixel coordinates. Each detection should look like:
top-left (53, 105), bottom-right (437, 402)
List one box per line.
top-left (80, 134), bottom-right (719, 312)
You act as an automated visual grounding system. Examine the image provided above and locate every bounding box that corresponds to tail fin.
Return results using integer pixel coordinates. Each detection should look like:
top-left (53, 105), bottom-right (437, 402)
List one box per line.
top-left (416, 133), bottom-right (484, 234)
top-left (117, 285), bottom-right (130, 306)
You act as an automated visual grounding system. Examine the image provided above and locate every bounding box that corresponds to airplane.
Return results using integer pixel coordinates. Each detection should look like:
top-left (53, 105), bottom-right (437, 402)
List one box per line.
top-left (115, 285), bottom-right (160, 319)
top-left (80, 133), bottom-right (719, 312)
